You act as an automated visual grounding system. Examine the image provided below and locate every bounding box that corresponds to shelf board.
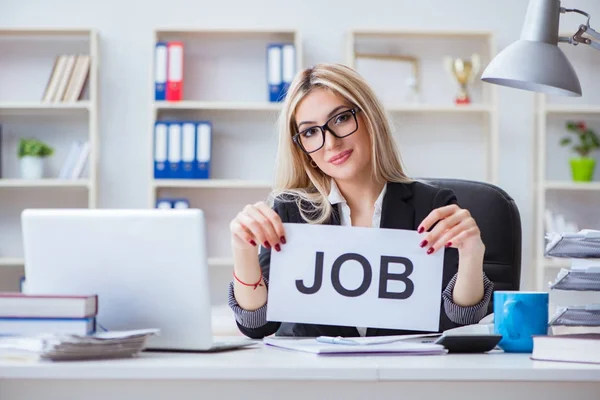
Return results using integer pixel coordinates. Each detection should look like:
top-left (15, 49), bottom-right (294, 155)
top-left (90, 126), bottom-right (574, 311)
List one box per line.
top-left (544, 181), bottom-right (600, 191)
top-left (155, 28), bottom-right (296, 37)
top-left (154, 101), bottom-right (282, 111)
top-left (208, 257), bottom-right (233, 267)
top-left (0, 101), bottom-right (91, 114)
top-left (0, 179), bottom-right (90, 188)
top-left (542, 258), bottom-right (570, 269)
top-left (385, 104), bottom-right (492, 113)
top-left (153, 179), bottom-right (272, 189)
top-left (0, 28), bottom-right (92, 37)
top-left (0, 257), bottom-right (24, 267)
top-left (351, 29), bottom-right (492, 39)
top-left (545, 104), bottom-right (600, 115)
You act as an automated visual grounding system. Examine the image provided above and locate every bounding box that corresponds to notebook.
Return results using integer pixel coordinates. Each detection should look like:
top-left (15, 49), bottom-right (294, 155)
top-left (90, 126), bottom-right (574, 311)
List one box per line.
top-left (263, 337), bottom-right (446, 355)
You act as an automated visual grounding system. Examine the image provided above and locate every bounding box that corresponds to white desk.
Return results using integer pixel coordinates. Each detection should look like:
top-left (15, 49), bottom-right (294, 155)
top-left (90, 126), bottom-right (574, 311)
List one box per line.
top-left (1, 343), bottom-right (599, 400)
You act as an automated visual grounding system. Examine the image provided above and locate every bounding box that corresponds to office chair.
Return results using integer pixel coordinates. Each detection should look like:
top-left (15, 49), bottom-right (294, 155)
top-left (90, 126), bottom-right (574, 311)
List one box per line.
top-left (423, 178), bottom-right (522, 314)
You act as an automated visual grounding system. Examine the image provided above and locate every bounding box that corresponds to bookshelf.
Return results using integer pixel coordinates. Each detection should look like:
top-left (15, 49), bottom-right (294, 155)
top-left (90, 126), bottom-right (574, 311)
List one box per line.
top-left (346, 29), bottom-right (499, 184)
top-left (149, 28), bottom-right (301, 275)
top-left (0, 28), bottom-right (98, 274)
top-left (532, 33), bottom-right (600, 290)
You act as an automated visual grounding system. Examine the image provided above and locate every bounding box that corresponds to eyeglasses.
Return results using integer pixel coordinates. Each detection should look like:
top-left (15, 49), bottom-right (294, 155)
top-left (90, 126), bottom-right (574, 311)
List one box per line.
top-left (293, 108), bottom-right (361, 154)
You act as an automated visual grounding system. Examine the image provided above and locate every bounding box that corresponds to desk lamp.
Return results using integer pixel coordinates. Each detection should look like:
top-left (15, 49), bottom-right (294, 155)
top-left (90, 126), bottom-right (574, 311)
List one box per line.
top-left (481, 0), bottom-right (600, 97)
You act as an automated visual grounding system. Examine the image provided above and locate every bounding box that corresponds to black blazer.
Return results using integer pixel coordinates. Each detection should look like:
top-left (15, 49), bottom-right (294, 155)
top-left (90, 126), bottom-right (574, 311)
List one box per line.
top-left (236, 180), bottom-right (472, 339)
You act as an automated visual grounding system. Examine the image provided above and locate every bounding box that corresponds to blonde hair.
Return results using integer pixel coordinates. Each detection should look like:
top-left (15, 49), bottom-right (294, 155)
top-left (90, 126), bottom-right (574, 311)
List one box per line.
top-left (270, 63), bottom-right (412, 224)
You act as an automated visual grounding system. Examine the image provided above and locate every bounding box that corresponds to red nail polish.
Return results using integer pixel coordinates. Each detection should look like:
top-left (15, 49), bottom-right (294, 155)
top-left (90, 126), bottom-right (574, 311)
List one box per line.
top-left (249, 240), bottom-right (257, 247)
top-left (445, 242), bottom-right (452, 248)
top-left (275, 244), bottom-right (281, 252)
top-left (420, 240), bottom-right (428, 248)
top-left (280, 236), bottom-right (286, 244)
top-left (264, 241), bottom-right (271, 249)
top-left (427, 247), bottom-right (434, 255)
top-left (418, 226), bottom-right (424, 234)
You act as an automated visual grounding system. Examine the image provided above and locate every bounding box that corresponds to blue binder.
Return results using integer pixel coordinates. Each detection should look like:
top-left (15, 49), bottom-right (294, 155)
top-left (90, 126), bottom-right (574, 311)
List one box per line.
top-left (180, 121), bottom-right (196, 179)
top-left (195, 122), bottom-right (212, 179)
top-left (167, 122), bottom-right (182, 179)
top-left (281, 43), bottom-right (295, 101)
top-left (153, 121), bottom-right (168, 179)
top-left (155, 41), bottom-right (168, 101)
top-left (267, 44), bottom-right (283, 102)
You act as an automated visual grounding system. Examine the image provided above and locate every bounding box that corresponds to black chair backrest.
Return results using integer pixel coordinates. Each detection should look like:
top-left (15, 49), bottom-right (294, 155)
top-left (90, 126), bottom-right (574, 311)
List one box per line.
top-left (423, 178), bottom-right (522, 313)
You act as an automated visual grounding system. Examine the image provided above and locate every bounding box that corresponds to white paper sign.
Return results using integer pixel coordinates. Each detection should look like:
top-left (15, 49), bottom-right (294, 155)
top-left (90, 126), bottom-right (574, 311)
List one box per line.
top-left (267, 223), bottom-right (444, 332)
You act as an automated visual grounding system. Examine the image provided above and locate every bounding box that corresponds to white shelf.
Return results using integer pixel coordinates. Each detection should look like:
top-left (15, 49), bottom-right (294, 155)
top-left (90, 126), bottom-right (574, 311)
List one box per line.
top-left (385, 104), bottom-right (493, 113)
top-left (153, 179), bottom-right (271, 189)
top-left (0, 28), bottom-right (93, 36)
top-left (350, 29), bottom-right (493, 38)
top-left (542, 258), bottom-right (571, 269)
top-left (0, 257), bottom-right (24, 267)
top-left (544, 104), bottom-right (600, 115)
top-left (208, 257), bottom-right (233, 267)
top-left (0, 257), bottom-right (231, 268)
top-left (544, 181), bottom-right (600, 191)
top-left (154, 101), bottom-right (282, 112)
top-left (0, 179), bottom-right (90, 188)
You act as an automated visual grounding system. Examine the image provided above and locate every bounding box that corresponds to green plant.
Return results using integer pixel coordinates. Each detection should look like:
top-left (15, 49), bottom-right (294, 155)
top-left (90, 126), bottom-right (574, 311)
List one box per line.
top-left (560, 121), bottom-right (600, 158)
top-left (18, 138), bottom-right (54, 158)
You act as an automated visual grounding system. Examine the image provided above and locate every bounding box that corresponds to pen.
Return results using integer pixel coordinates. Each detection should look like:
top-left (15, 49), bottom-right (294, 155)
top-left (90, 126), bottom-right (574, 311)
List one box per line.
top-left (315, 336), bottom-right (358, 345)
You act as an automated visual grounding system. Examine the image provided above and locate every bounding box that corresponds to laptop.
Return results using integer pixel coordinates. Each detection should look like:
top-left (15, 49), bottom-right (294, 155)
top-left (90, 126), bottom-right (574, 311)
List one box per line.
top-left (21, 208), bottom-right (255, 352)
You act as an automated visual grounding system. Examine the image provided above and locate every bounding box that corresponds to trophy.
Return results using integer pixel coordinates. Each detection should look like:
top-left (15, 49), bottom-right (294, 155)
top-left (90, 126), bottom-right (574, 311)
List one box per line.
top-left (444, 54), bottom-right (481, 105)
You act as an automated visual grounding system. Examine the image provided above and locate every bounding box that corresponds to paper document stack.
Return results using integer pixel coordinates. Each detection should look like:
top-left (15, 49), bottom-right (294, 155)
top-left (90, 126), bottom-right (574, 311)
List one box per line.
top-left (544, 230), bottom-right (600, 336)
top-left (263, 336), bottom-right (446, 355)
top-left (0, 329), bottom-right (159, 361)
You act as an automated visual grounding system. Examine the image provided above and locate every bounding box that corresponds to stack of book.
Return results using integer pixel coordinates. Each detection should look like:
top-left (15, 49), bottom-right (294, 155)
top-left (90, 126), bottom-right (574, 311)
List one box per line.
top-left (0, 293), bottom-right (98, 337)
top-left (532, 230), bottom-right (600, 364)
top-left (42, 54), bottom-right (91, 103)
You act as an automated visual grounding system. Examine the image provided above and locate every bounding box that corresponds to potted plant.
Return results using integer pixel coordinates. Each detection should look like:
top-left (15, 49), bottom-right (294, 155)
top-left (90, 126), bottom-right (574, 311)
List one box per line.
top-left (560, 121), bottom-right (600, 182)
top-left (18, 138), bottom-right (54, 179)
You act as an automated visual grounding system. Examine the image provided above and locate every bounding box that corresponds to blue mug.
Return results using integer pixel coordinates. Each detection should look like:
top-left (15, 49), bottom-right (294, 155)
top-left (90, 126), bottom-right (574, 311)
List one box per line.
top-left (493, 291), bottom-right (549, 353)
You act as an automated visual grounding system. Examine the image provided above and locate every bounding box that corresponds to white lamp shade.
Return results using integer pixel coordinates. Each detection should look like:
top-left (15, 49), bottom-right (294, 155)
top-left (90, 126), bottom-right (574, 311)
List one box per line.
top-left (481, 39), bottom-right (582, 97)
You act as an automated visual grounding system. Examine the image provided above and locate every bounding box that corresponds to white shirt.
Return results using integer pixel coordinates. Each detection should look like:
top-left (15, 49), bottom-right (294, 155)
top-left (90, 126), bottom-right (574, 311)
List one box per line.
top-left (327, 179), bottom-right (387, 336)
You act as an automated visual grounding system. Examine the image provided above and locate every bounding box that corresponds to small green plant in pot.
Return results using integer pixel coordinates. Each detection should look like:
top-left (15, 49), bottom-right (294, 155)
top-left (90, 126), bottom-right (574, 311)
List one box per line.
top-left (18, 138), bottom-right (54, 179)
top-left (560, 121), bottom-right (600, 182)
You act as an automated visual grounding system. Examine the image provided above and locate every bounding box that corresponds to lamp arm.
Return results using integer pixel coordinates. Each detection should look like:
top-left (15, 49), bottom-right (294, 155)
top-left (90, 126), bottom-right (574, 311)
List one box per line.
top-left (559, 7), bottom-right (600, 51)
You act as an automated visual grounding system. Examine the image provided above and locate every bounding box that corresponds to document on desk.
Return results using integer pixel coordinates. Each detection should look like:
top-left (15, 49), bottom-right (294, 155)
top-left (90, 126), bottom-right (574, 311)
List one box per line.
top-left (263, 337), bottom-right (446, 355)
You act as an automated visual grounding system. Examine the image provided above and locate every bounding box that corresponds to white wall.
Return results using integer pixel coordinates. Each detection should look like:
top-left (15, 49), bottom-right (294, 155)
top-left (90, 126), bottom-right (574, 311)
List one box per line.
top-left (2, 0), bottom-right (600, 291)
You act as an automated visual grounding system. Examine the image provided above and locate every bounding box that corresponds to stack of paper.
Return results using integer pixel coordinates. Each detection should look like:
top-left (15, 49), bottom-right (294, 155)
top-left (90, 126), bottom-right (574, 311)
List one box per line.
top-left (263, 336), bottom-right (446, 355)
top-left (0, 329), bottom-right (159, 361)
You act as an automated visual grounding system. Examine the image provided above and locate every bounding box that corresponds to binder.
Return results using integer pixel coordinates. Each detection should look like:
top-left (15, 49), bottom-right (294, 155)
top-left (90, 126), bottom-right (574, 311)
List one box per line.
top-left (180, 121), bottom-right (196, 179)
top-left (154, 42), bottom-right (168, 100)
top-left (267, 44), bottom-right (282, 102)
top-left (173, 198), bottom-right (190, 209)
top-left (153, 122), bottom-right (168, 179)
top-left (166, 41), bottom-right (183, 101)
top-left (281, 43), bottom-right (295, 100)
top-left (156, 198), bottom-right (172, 209)
top-left (195, 122), bottom-right (212, 179)
top-left (167, 122), bottom-right (182, 179)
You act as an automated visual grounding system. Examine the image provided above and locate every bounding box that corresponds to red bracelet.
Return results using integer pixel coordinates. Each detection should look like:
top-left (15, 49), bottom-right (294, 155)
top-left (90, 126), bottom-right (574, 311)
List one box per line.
top-left (233, 270), bottom-right (264, 290)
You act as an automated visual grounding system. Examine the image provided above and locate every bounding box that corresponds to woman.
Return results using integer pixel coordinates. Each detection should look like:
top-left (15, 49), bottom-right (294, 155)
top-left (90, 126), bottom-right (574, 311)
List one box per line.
top-left (228, 63), bottom-right (493, 339)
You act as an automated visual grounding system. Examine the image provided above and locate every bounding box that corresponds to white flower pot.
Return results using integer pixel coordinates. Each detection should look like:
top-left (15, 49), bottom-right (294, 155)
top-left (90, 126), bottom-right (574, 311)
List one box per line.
top-left (20, 156), bottom-right (44, 179)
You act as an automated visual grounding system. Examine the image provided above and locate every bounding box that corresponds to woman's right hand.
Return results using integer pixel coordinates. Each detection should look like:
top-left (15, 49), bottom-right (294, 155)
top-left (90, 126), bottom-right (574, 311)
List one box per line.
top-left (230, 201), bottom-right (286, 252)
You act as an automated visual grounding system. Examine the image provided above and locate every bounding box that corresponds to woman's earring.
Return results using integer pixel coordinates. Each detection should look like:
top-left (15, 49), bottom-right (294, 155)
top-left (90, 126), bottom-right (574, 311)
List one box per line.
top-left (310, 159), bottom-right (318, 168)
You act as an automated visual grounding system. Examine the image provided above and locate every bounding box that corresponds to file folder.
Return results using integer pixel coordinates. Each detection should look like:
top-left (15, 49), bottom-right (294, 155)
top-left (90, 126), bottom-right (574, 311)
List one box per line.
top-left (167, 122), bottom-right (182, 178)
top-left (181, 121), bottom-right (196, 179)
top-left (195, 122), bottom-right (211, 179)
top-left (267, 44), bottom-right (282, 102)
top-left (281, 43), bottom-right (295, 100)
top-left (154, 122), bottom-right (168, 179)
top-left (166, 41), bottom-right (183, 101)
top-left (154, 42), bottom-right (167, 100)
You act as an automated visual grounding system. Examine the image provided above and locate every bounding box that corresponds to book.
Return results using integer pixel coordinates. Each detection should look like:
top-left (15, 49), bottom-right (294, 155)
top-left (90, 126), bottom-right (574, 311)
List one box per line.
top-left (0, 316), bottom-right (95, 336)
top-left (531, 333), bottom-right (600, 364)
top-left (0, 293), bottom-right (97, 318)
top-left (263, 337), bottom-right (446, 355)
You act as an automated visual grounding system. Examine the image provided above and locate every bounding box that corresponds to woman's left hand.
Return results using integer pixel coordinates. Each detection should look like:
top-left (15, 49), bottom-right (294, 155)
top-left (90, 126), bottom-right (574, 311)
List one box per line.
top-left (417, 204), bottom-right (485, 258)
